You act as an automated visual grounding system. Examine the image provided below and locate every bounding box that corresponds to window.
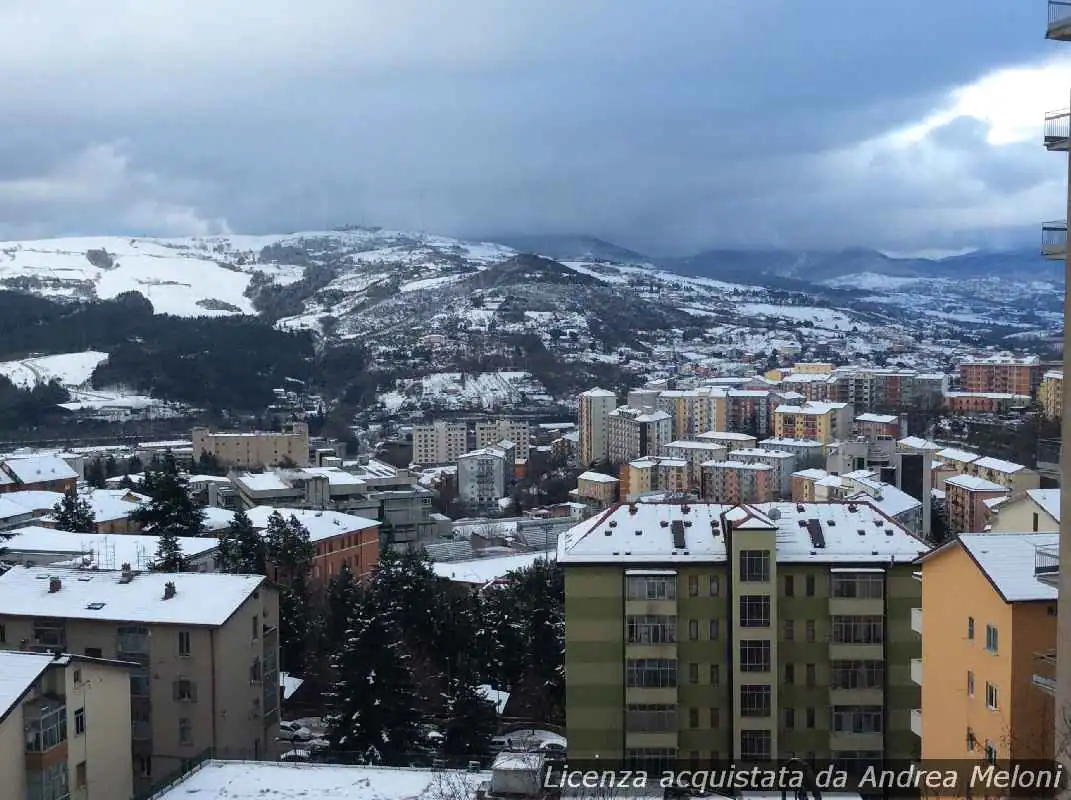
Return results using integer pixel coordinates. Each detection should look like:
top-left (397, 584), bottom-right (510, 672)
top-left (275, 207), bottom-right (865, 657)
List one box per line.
top-left (76, 761), bottom-right (87, 789)
top-left (689, 708), bottom-right (699, 728)
top-left (805, 664), bottom-right (816, 688)
top-left (26, 704), bottom-right (67, 752)
top-left (626, 659), bottom-right (677, 688)
top-left (739, 640), bottom-right (771, 673)
top-left (783, 619), bottom-right (794, 641)
top-left (806, 708), bottom-right (816, 729)
top-left (784, 575), bottom-right (795, 597)
top-left (985, 624), bottom-right (999, 653)
top-left (740, 595), bottom-right (771, 628)
top-left (0, 623), bottom-right (5, 643)
top-left (179, 717), bottom-right (193, 746)
top-left (688, 619), bottom-right (699, 640)
top-left (688, 575), bottom-right (699, 597)
top-left (831, 573), bottom-right (883, 599)
top-left (627, 575), bottom-right (677, 600)
top-left (1033, 512), bottom-right (1040, 532)
top-left (174, 679), bottom-right (197, 702)
top-left (136, 757), bottom-right (152, 778)
top-left (966, 727), bottom-right (976, 751)
top-left (805, 574), bottom-right (816, 596)
top-left (831, 615), bottom-right (883, 644)
top-left (131, 669), bottom-right (151, 698)
top-left (250, 658), bottom-right (262, 685)
top-left (739, 550), bottom-right (770, 582)
top-left (710, 664), bottom-right (720, 685)
top-left (709, 619), bottom-right (720, 640)
top-left (985, 682), bottom-right (998, 710)
top-left (832, 706), bottom-right (883, 734)
top-left (985, 742), bottom-right (997, 765)
top-left (689, 662), bottom-right (699, 684)
top-left (627, 615), bottom-right (677, 644)
top-left (831, 661), bottom-right (884, 690)
top-left (75, 707), bottom-right (86, 736)
top-left (784, 707), bottom-right (796, 729)
top-left (178, 630), bottom-right (191, 657)
top-left (626, 748), bottom-right (676, 773)
top-left (626, 705), bottom-right (676, 732)
top-left (967, 670), bottom-right (975, 696)
top-left (33, 619), bottom-right (66, 650)
top-left (117, 624), bottom-right (150, 654)
top-left (709, 575), bottom-right (720, 596)
top-left (784, 663), bottom-right (795, 684)
top-left (740, 685), bottom-right (772, 717)
top-left (27, 761), bottom-right (68, 800)
top-left (740, 730), bottom-right (771, 761)
top-left (967, 616), bottom-right (975, 640)
top-left (73, 669), bottom-right (82, 685)
top-left (806, 620), bottom-right (816, 643)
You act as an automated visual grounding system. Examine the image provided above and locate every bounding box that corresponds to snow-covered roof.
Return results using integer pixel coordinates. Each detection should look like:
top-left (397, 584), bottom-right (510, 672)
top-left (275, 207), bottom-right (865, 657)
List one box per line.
top-left (245, 506), bottom-right (379, 543)
top-left (580, 388), bottom-right (616, 397)
top-left (898, 436), bottom-right (941, 451)
top-left (280, 672), bottom-right (304, 701)
top-left (663, 440), bottom-right (726, 451)
top-left (477, 684), bottom-right (510, 715)
top-left (945, 474), bottom-right (1008, 493)
top-left (696, 431), bottom-right (757, 442)
top-left (432, 551), bottom-right (555, 583)
top-left (3, 526), bottom-right (219, 568)
top-left (234, 472), bottom-right (292, 492)
top-left (154, 762), bottom-right (491, 800)
top-left (558, 501), bottom-right (928, 565)
top-left (201, 506), bottom-right (235, 531)
top-left (955, 533), bottom-right (1058, 603)
top-left (82, 490), bottom-right (141, 523)
top-left (0, 490), bottom-right (65, 520)
top-left (630, 457), bottom-right (688, 469)
top-left (973, 456), bottom-right (1027, 475)
top-left (773, 402), bottom-right (848, 415)
top-left (935, 447), bottom-right (980, 465)
top-left (845, 484), bottom-right (920, 518)
top-left (731, 448), bottom-right (795, 461)
top-left (759, 437), bottom-right (824, 448)
top-left (2, 455), bottom-right (77, 484)
top-left (701, 460), bottom-right (773, 471)
top-left (792, 468), bottom-right (828, 480)
top-left (289, 466), bottom-right (367, 488)
top-left (1027, 489), bottom-right (1061, 522)
top-left (0, 566), bottom-right (264, 627)
top-left (0, 652), bottom-right (54, 722)
top-left (578, 471), bottom-right (619, 484)
top-left (856, 413), bottom-right (898, 424)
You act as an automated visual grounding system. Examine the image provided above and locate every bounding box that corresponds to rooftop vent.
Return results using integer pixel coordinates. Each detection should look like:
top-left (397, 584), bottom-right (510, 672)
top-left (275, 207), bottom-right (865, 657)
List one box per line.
top-left (884, 529), bottom-right (894, 536)
top-left (660, 520), bottom-right (669, 528)
top-left (767, 508), bottom-right (781, 520)
top-left (827, 520), bottom-right (836, 527)
top-left (671, 520), bottom-right (687, 549)
top-left (857, 529), bottom-right (866, 536)
top-left (604, 530), bottom-right (613, 537)
top-left (798, 520), bottom-right (807, 528)
top-left (847, 503), bottom-right (858, 512)
top-left (684, 520), bottom-right (692, 528)
top-left (681, 504), bottom-right (690, 514)
top-left (635, 530), bottom-right (642, 536)
top-left (119, 563), bottom-right (134, 584)
top-left (86, 602), bottom-right (106, 610)
top-left (628, 503), bottom-right (638, 516)
top-left (796, 504), bottom-right (805, 513)
top-left (871, 550), bottom-right (879, 556)
top-left (609, 521), bottom-right (618, 528)
top-left (48, 576), bottom-right (61, 593)
top-left (163, 581), bottom-right (177, 600)
top-left (806, 519), bottom-right (826, 549)
top-left (682, 550), bottom-right (689, 555)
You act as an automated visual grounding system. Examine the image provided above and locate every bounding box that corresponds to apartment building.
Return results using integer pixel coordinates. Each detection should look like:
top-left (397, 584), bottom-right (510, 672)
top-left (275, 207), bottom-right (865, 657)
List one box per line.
top-left (244, 506), bottom-right (380, 582)
top-left (657, 388), bottom-right (725, 440)
top-left (728, 448), bottom-right (797, 498)
top-left (456, 447), bottom-right (509, 513)
top-left (575, 471), bottom-right (620, 507)
top-left (790, 469), bottom-right (828, 503)
top-left (475, 419), bottom-right (531, 458)
top-left (0, 455), bottom-right (78, 495)
top-left (0, 566), bottom-right (280, 794)
top-left (778, 372), bottom-right (833, 403)
top-left (0, 651), bottom-right (135, 800)
top-left (725, 390), bottom-right (778, 436)
top-left (759, 438), bottom-right (826, 470)
top-left (989, 488), bottom-right (1060, 534)
top-left (628, 388), bottom-right (664, 411)
top-left (971, 455), bottom-right (1041, 494)
top-left (662, 440), bottom-right (728, 490)
top-left (620, 457), bottom-right (689, 502)
top-left (943, 391), bottom-right (1032, 414)
top-left (579, 388), bottom-right (618, 466)
top-left (772, 402), bottom-right (852, 444)
top-left (695, 431), bottom-right (758, 453)
top-left (607, 406), bottom-right (673, 466)
top-left (3, 526), bottom-right (221, 572)
top-left (558, 500), bottom-right (925, 766)
top-left (192, 423), bottom-right (310, 469)
top-left (915, 533), bottom-right (1058, 762)
top-left (411, 421), bottom-right (468, 466)
top-left (934, 446), bottom-right (980, 473)
top-left (699, 461), bottom-right (775, 504)
top-left (944, 474), bottom-right (1009, 534)
top-left (1040, 370), bottom-right (1064, 420)
top-left (854, 413), bottom-right (902, 440)
top-left (958, 355), bottom-right (1041, 396)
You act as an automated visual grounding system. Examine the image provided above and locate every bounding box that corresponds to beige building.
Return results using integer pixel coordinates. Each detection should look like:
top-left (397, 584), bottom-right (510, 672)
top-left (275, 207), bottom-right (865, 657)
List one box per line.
top-left (772, 402), bottom-right (852, 444)
top-left (193, 422), bottom-right (310, 469)
top-left (575, 471), bottom-right (620, 507)
top-left (699, 461), bottom-right (775, 505)
top-left (970, 455), bottom-right (1041, 494)
top-left (0, 566), bottom-right (280, 794)
top-left (411, 421), bottom-right (468, 466)
top-left (988, 488), bottom-right (1060, 534)
top-left (474, 419), bottom-right (530, 458)
top-left (662, 440), bottom-right (728, 491)
top-left (620, 457), bottom-right (689, 501)
top-left (1040, 369), bottom-right (1063, 420)
top-left (578, 388), bottom-right (618, 467)
top-left (607, 406), bottom-right (673, 466)
top-left (558, 500), bottom-right (925, 767)
top-left (695, 431), bottom-right (758, 452)
top-left (0, 651), bottom-right (134, 800)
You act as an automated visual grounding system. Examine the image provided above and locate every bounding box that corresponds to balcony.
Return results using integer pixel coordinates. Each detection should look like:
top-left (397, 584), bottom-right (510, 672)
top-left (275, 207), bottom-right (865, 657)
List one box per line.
top-left (1046, 109), bottom-right (1071, 150)
top-left (910, 607), bottom-right (922, 635)
top-left (1034, 650), bottom-right (1057, 696)
top-left (1035, 543), bottom-right (1060, 587)
top-left (1049, 1), bottom-right (1071, 40)
top-left (1042, 220), bottom-right (1067, 260)
top-left (910, 708), bottom-right (922, 737)
top-left (910, 658), bottom-right (922, 686)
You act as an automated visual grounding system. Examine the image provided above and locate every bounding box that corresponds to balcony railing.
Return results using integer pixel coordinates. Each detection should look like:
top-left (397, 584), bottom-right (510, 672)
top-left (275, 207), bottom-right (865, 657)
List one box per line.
top-left (1046, 109), bottom-right (1071, 150)
top-left (1034, 650), bottom-right (1057, 696)
top-left (910, 658), bottom-right (922, 686)
top-left (1036, 543), bottom-right (1060, 586)
top-left (1049, 1), bottom-right (1071, 39)
top-left (1042, 220), bottom-right (1067, 260)
top-left (910, 607), bottom-right (922, 635)
top-left (910, 708), bottom-right (922, 737)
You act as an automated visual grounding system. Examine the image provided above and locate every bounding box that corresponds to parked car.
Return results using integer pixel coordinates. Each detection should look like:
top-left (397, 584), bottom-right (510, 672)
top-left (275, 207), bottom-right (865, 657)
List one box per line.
top-left (278, 721), bottom-right (313, 742)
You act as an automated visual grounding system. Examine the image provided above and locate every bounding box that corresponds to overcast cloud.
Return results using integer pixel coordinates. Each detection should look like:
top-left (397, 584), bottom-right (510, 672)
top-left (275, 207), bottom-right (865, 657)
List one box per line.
top-left (0, 0), bottom-right (1064, 254)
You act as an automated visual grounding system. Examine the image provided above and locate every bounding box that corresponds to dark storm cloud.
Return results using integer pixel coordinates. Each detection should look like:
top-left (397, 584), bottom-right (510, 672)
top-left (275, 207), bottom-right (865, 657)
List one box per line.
top-left (0, 0), bottom-right (1061, 252)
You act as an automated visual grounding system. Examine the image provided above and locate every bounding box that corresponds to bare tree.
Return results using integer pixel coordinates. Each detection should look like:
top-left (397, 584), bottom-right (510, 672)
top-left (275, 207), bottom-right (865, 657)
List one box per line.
top-left (428, 769), bottom-right (485, 800)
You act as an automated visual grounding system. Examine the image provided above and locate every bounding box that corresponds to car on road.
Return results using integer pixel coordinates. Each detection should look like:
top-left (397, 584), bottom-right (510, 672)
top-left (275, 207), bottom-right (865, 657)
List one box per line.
top-left (278, 720), bottom-right (313, 742)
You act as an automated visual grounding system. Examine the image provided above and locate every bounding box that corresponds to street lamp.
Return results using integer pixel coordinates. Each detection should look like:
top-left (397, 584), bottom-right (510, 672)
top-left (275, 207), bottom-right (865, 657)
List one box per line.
top-left (781, 757), bottom-right (822, 800)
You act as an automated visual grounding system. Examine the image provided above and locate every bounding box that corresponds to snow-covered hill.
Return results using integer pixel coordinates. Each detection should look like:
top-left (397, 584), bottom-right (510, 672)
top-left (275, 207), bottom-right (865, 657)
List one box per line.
top-left (0, 351), bottom-right (110, 388)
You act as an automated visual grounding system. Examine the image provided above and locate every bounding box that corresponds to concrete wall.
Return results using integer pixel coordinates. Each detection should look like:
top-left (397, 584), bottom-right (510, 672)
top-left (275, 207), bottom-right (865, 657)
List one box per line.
top-left (66, 660), bottom-right (134, 800)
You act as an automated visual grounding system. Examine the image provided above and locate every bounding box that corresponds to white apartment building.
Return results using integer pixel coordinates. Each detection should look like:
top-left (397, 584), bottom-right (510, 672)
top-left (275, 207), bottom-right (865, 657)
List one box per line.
top-left (457, 447), bottom-right (508, 513)
top-left (0, 567), bottom-right (280, 795)
top-left (474, 419), bottom-right (530, 458)
top-left (607, 406), bottom-right (673, 465)
top-left (412, 421), bottom-right (468, 465)
top-left (579, 388), bottom-right (617, 466)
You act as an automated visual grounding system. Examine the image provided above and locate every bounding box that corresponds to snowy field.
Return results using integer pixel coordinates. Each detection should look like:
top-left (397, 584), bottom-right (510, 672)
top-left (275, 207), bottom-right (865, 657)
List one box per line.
top-left (736, 303), bottom-right (860, 331)
top-left (379, 371), bottom-right (547, 412)
top-left (0, 351), bottom-right (109, 388)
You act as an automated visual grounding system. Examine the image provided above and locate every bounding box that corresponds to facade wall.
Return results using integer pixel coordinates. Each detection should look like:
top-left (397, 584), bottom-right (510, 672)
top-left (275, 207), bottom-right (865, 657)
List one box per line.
top-left (576, 477), bottom-right (619, 506)
top-left (991, 497), bottom-right (1060, 534)
top-left (411, 422), bottom-right (467, 465)
top-left (193, 424), bottom-right (310, 469)
top-left (312, 525), bottom-right (380, 582)
top-left (66, 660), bottom-right (135, 800)
top-left (579, 394), bottom-right (616, 467)
top-left (0, 701), bottom-right (28, 800)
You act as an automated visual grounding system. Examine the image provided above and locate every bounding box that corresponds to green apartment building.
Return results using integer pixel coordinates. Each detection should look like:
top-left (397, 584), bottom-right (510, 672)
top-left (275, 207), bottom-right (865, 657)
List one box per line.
top-left (558, 500), bottom-right (926, 771)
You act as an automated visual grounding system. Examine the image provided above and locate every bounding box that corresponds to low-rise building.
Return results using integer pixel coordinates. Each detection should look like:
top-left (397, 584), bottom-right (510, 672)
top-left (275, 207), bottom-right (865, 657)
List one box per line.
top-left (944, 474), bottom-right (1009, 534)
top-left (0, 490), bottom-right (66, 531)
top-left (2, 526), bottom-right (221, 572)
top-left (575, 471), bottom-right (620, 507)
top-left (699, 460), bottom-right (775, 504)
top-left (970, 456), bottom-right (1040, 494)
top-left (695, 431), bottom-right (758, 452)
top-left (790, 468), bottom-right (829, 502)
top-left (621, 456), bottom-right (690, 501)
top-left (988, 488), bottom-right (1060, 533)
top-left (759, 437), bottom-right (826, 469)
top-left (193, 422), bottom-right (310, 468)
top-left (727, 448), bottom-right (797, 498)
top-left (0, 651), bottom-right (135, 800)
top-left (943, 391), bottom-right (1032, 414)
top-left (661, 440), bottom-right (729, 490)
top-left (245, 506), bottom-right (380, 582)
top-left (0, 455), bottom-right (78, 495)
top-left (854, 413), bottom-right (902, 440)
top-left (0, 567), bottom-right (280, 794)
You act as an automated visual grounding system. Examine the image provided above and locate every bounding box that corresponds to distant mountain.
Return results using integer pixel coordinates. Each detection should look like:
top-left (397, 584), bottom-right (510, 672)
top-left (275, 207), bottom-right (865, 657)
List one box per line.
top-left (485, 234), bottom-right (654, 265)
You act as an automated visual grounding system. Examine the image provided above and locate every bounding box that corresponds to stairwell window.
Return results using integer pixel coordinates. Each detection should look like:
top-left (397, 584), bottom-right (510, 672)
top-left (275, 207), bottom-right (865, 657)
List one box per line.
top-left (967, 670), bottom-right (974, 696)
top-left (985, 624), bottom-right (999, 653)
top-left (740, 551), bottom-right (770, 582)
top-left (985, 682), bottom-right (998, 710)
top-left (178, 630), bottom-right (191, 658)
top-left (967, 616), bottom-right (975, 640)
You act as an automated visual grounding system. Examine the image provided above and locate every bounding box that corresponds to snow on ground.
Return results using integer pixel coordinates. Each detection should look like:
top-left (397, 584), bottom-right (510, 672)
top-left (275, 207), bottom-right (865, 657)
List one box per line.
top-left (0, 352), bottom-right (109, 389)
top-left (736, 302), bottom-right (860, 331)
top-left (379, 371), bottom-right (547, 412)
top-left (399, 274), bottom-right (467, 293)
top-left (432, 550), bottom-right (556, 584)
top-left (822, 272), bottom-right (923, 291)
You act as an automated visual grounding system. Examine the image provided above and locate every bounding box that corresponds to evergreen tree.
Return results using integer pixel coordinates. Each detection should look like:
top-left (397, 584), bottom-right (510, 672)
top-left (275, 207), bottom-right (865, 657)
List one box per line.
top-left (154, 532), bottom-right (188, 573)
top-left (104, 454), bottom-right (119, 478)
top-left (324, 563), bottom-right (360, 650)
top-left (440, 677), bottom-right (496, 758)
top-left (131, 452), bottom-right (205, 536)
top-left (127, 454), bottom-right (143, 475)
top-left (325, 596), bottom-right (426, 764)
top-left (84, 459), bottom-right (107, 489)
top-left (51, 487), bottom-right (96, 533)
top-left (263, 513), bottom-right (315, 672)
top-left (217, 507), bottom-right (265, 574)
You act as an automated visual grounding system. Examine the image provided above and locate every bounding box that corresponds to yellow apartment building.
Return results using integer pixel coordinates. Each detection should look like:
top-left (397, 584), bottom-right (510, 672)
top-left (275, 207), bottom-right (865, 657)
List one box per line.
top-left (969, 456), bottom-right (1041, 494)
top-left (792, 363), bottom-right (835, 375)
top-left (989, 489), bottom-right (1060, 534)
top-left (915, 533), bottom-right (1058, 772)
top-left (772, 402), bottom-right (851, 444)
top-left (0, 651), bottom-right (134, 800)
top-left (1039, 370), bottom-right (1063, 420)
top-left (621, 457), bottom-right (689, 502)
top-left (559, 500), bottom-right (926, 769)
top-left (576, 470), bottom-right (620, 507)
top-left (192, 422), bottom-right (310, 469)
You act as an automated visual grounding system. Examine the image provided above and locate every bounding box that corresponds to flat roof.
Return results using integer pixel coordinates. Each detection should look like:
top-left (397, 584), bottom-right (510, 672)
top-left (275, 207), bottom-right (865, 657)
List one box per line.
top-left (578, 471), bottom-right (619, 484)
top-left (2, 455), bottom-right (77, 484)
top-left (973, 456), bottom-right (1027, 475)
top-left (945, 474), bottom-right (1008, 493)
top-left (0, 566), bottom-right (264, 627)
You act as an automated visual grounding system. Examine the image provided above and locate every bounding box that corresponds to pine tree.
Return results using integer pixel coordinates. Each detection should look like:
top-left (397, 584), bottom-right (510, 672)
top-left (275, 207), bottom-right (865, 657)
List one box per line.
top-left (263, 513), bottom-right (315, 672)
top-left (440, 677), bottom-right (496, 758)
top-left (84, 459), bottom-right (107, 489)
top-left (154, 532), bottom-right (188, 573)
top-left (217, 508), bottom-right (265, 574)
top-left (52, 487), bottom-right (96, 533)
top-left (324, 563), bottom-right (360, 649)
top-left (131, 453), bottom-right (205, 536)
top-left (325, 595), bottom-right (426, 764)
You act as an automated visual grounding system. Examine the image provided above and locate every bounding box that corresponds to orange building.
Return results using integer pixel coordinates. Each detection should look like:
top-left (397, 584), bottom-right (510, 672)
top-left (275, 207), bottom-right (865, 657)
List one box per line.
top-left (915, 533), bottom-right (1057, 775)
top-left (699, 460), bottom-right (774, 504)
top-left (246, 506), bottom-right (380, 583)
top-left (943, 474), bottom-right (1008, 534)
top-left (942, 392), bottom-right (1031, 414)
top-left (958, 356), bottom-right (1041, 396)
top-left (0, 455), bottom-right (78, 495)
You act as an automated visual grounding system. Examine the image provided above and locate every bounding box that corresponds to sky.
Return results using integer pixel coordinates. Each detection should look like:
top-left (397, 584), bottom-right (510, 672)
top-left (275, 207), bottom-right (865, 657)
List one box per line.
top-left (0, 0), bottom-right (1067, 256)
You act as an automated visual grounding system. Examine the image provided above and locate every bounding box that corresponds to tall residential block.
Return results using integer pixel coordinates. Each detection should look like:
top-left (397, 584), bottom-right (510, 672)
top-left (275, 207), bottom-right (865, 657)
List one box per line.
top-left (579, 388), bottom-right (618, 467)
top-left (772, 402), bottom-right (852, 444)
top-left (0, 567), bottom-right (280, 794)
top-left (607, 406), bottom-right (673, 466)
top-left (192, 422), bottom-right (310, 468)
top-left (474, 419), bottom-right (531, 458)
top-left (411, 421), bottom-right (468, 465)
top-left (559, 500), bottom-right (926, 768)
top-left (699, 461), bottom-right (775, 505)
top-left (1040, 370), bottom-right (1064, 420)
top-left (958, 355), bottom-right (1042, 396)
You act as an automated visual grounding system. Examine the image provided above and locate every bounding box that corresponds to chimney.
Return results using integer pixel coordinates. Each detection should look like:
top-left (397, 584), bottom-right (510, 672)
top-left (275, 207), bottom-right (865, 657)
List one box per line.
top-left (48, 576), bottom-right (61, 593)
top-left (163, 581), bottom-right (177, 601)
top-left (628, 503), bottom-right (638, 515)
top-left (119, 563), bottom-right (134, 584)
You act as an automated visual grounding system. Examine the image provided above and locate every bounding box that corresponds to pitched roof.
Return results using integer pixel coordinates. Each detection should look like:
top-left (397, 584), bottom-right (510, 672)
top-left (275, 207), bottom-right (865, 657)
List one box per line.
top-left (2, 455), bottom-right (77, 485)
top-left (245, 506), bottom-right (378, 543)
top-left (957, 533), bottom-right (1058, 603)
top-left (0, 652), bottom-right (54, 723)
top-left (1027, 489), bottom-right (1061, 523)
